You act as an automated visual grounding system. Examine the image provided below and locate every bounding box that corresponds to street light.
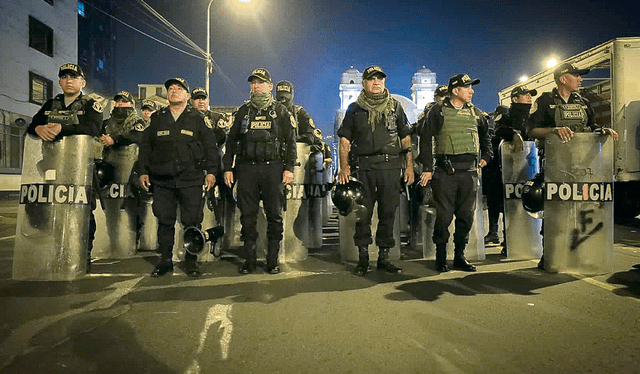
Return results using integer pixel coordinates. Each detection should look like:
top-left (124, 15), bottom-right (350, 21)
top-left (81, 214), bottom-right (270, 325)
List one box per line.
top-left (205, 0), bottom-right (253, 95)
top-left (546, 58), bottom-right (558, 69)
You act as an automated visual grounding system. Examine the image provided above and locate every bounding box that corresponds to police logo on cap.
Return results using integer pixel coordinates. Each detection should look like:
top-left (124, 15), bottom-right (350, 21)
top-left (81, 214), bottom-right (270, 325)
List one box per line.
top-left (58, 63), bottom-right (84, 77)
top-left (248, 68), bottom-right (271, 83)
top-left (114, 91), bottom-right (133, 102)
top-left (192, 87), bottom-right (208, 99)
top-left (363, 65), bottom-right (387, 80)
top-left (164, 77), bottom-right (190, 92)
top-left (141, 100), bottom-right (157, 111)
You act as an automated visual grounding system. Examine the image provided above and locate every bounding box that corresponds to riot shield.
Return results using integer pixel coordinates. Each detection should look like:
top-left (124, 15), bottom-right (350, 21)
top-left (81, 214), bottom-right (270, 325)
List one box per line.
top-left (93, 144), bottom-right (139, 259)
top-left (304, 150), bottom-right (325, 250)
top-left (13, 135), bottom-right (100, 280)
top-left (283, 142), bottom-right (310, 263)
top-left (501, 140), bottom-right (543, 259)
top-left (543, 133), bottom-right (614, 274)
top-left (322, 161), bottom-right (334, 226)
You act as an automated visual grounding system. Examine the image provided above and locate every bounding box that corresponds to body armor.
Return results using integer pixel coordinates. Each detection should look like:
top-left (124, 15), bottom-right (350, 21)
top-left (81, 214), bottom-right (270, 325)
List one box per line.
top-left (45, 96), bottom-right (88, 126)
top-left (434, 105), bottom-right (479, 155)
top-left (552, 98), bottom-right (589, 132)
top-left (239, 104), bottom-right (282, 161)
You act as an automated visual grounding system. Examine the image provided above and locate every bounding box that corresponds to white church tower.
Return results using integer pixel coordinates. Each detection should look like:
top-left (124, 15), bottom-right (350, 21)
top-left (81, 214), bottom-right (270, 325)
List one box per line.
top-left (334, 66), bottom-right (362, 134)
top-left (411, 66), bottom-right (438, 111)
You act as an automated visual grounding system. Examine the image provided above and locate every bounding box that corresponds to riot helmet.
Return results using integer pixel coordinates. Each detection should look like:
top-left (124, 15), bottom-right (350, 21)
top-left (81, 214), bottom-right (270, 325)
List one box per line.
top-left (522, 173), bottom-right (544, 219)
top-left (94, 159), bottom-right (116, 189)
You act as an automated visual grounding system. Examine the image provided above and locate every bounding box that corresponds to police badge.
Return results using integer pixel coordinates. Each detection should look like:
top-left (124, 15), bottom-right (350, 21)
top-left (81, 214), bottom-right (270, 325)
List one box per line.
top-left (204, 116), bottom-right (213, 129)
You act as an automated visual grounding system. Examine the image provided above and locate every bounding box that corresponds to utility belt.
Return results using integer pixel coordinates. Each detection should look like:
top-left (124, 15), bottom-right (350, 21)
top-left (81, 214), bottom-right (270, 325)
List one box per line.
top-left (351, 153), bottom-right (402, 170)
top-left (435, 155), bottom-right (477, 174)
top-left (238, 158), bottom-right (282, 165)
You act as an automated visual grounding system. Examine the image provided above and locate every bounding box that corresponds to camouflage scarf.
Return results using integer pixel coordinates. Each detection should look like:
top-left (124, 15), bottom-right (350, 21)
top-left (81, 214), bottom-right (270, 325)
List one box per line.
top-left (250, 92), bottom-right (275, 110)
top-left (356, 88), bottom-right (394, 132)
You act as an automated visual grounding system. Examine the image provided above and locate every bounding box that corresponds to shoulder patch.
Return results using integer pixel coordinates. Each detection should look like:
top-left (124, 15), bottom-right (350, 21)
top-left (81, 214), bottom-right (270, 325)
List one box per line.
top-left (217, 118), bottom-right (226, 128)
top-left (290, 114), bottom-right (297, 129)
top-left (530, 101), bottom-right (538, 114)
top-left (134, 121), bottom-right (148, 132)
top-left (308, 118), bottom-right (315, 128)
top-left (494, 114), bottom-right (503, 122)
top-left (204, 116), bottom-right (213, 129)
top-left (92, 101), bottom-right (103, 113)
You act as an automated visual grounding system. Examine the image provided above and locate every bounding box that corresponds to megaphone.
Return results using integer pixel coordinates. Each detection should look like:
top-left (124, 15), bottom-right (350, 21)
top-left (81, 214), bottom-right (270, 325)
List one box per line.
top-left (183, 226), bottom-right (224, 255)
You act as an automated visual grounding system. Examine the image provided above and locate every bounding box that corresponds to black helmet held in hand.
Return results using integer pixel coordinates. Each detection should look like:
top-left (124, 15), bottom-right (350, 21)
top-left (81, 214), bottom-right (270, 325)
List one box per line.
top-left (522, 173), bottom-right (544, 218)
top-left (94, 159), bottom-right (116, 189)
top-left (332, 178), bottom-right (367, 221)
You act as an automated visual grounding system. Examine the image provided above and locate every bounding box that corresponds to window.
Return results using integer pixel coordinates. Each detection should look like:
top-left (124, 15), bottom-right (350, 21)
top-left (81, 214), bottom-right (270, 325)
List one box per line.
top-left (156, 87), bottom-right (163, 96)
top-left (77, 1), bottom-right (85, 17)
top-left (139, 87), bottom-right (147, 99)
top-left (29, 16), bottom-right (53, 57)
top-left (97, 58), bottom-right (104, 71)
top-left (29, 72), bottom-right (53, 105)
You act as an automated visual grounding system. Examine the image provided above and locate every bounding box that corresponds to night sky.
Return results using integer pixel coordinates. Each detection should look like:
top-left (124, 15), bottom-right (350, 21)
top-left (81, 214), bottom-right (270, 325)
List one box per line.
top-left (111, 0), bottom-right (640, 136)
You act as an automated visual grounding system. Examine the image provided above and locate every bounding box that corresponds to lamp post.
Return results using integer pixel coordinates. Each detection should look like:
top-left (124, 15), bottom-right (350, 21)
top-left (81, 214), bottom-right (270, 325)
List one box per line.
top-left (205, 0), bottom-right (215, 96)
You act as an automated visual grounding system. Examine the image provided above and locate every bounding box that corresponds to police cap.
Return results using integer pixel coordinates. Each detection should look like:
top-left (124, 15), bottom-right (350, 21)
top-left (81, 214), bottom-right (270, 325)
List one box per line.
top-left (141, 100), bottom-right (158, 111)
top-left (58, 63), bottom-right (84, 78)
top-left (554, 62), bottom-right (590, 80)
top-left (247, 68), bottom-right (271, 83)
top-left (113, 91), bottom-right (134, 102)
top-left (448, 74), bottom-right (480, 92)
top-left (164, 77), bottom-right (190, 92)
top-left (276, 80), bottom-right (294, 93)
top-left (434, 85), bottom-right (448, 98)
top-left (362, 65), bottom-right (386, 80)
top-left (191, 87), bottom-right (208, 99)
top-left (510, 85), bottom-right (538, 98)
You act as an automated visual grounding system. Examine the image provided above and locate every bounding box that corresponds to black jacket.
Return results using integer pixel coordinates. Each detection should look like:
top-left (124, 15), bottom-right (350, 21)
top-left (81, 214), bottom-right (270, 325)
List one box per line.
top-left (138, 105), bottom-right (220, 188)
top-left (28, 93), bottom-right (102, 139)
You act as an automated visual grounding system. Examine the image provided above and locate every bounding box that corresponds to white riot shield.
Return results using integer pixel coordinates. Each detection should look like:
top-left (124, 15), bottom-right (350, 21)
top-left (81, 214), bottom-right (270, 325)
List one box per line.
top-left (304, 150), bottom-right (325, 249)
top-left (13, 135), bottom-right (100, 280)
top-left (501, 141), bottom-right (543, 259)
top-left (322, 162), bottom-right (334, 226)
top-left (543, 133), bottom-right (614, 274)
top-left (93, 144), bottom-right (139, 259)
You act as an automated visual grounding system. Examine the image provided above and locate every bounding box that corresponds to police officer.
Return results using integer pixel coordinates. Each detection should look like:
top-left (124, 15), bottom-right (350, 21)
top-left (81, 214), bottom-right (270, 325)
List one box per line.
top-left (138, 77), bottom-right (220, 277)
top-left (415, 84), bottom-right (448, 133)
top-left (100, 90), bottom-right (148, 247)
top-left (27, 63), bottom-right (103, 272)
top-left (484, 85), bottom-right (537, 256)
top-left (223, 68), bottom-right (297, 274)
top-left (418, 73), bottom-right (493, 273)
top-left (528, 62), bottom-right (617, 269)
top-left (337, 65), bottom-right (414, 276)
top-left (275, 80), bottom-right (323, 152)
top-left (141, 99), bottom-right (158, 126)
top-left (191, 87), bottom-right (229, 147)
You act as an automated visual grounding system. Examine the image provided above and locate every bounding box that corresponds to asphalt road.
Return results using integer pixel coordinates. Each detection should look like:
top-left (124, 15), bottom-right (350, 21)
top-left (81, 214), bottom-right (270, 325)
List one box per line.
top-left (0, 199), bottom-right (638, 374)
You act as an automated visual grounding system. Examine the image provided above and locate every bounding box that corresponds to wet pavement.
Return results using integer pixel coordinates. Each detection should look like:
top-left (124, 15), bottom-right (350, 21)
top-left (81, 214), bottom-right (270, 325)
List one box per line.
top-left (0, 198), bottom-right (639, 373)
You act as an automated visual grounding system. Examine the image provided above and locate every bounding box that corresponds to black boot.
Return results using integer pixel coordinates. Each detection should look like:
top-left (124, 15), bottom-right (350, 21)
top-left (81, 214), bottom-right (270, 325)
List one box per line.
top-left (484, 225), bottom-right (499, 244)
top-left (185, 253), bottom-right (201, 277)
top-left (453, 243), bottom-right (476, 272)
top-left (151, 258), bottom-right (174, 277)
top-left (354, 246), bottom-right (371, 276)
top-left (239, 241), bottom-right (257, 274)
top-left (377, 248), bottom-right (402, 274)
top-left (435, 243), bottom-right (449, 272)
top-left (266, 240), bottom-right (281, 274)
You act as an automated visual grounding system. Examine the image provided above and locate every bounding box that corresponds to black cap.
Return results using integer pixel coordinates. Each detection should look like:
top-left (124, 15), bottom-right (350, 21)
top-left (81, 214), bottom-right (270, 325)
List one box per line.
top-left (191, 87), bottom-right (208, 99)
top-left (434, 85), bottom-right (448, 98)
top-left (58, 63), bottom-right (84, 78)
top-left (141, 100), bottom-right (157, 111)
top-left (362, 65), bottom-right (386, 80)
top-left (448, 74), bottom-right (480, 92)
top-left (510, 85), bottom-right (538, 98)
top-left (164, 77), bottom-right (190, 92)
top-left (554, 62), bottom-right (590, 80)
top-left (113, 90), bottom-right (134, 102)
top-left (276, 80), bottom-right (293, 93)
top-left (247, 68), bottom-right (272, 83)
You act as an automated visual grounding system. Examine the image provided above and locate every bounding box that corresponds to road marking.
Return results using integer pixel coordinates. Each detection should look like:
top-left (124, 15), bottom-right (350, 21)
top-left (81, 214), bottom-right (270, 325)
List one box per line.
top-left (185, 304), bottom-right (233, 374)
top-left (0, 276), bottom-right (144, 370)
top-left (0, 235), bottom-right (15, 241)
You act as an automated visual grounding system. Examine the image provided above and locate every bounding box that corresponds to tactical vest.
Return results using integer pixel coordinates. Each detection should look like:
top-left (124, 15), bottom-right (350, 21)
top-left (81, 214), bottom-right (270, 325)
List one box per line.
top-left (239, 104), bottom-right (282, 161)
top-left (434, 105), bottom-right (479, 155)
top-left (46, 95), bottom-right (88, 126)
top-left (105, 110), bottom-right (140, 136)
top-left (552, 96), bottom-right (589, 132)
top-left (372, 101), bottom-right (401, 155)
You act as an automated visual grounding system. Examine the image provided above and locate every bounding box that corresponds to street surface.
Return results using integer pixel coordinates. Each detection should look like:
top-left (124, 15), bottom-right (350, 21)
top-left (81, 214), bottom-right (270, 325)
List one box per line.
top-left (0, 198), bottom-right (638, 373)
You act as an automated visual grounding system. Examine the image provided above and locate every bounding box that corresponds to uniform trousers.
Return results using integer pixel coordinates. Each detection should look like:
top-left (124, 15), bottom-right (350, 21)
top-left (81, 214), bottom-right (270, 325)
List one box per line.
top-left (354, 167), bottom-right (401, 248)
top-left (431, 168), bottom-right (478, 245)
top-left (152, 184), bottom-right (204, 262)
top-left (236, 161), bottom-right (285, 245)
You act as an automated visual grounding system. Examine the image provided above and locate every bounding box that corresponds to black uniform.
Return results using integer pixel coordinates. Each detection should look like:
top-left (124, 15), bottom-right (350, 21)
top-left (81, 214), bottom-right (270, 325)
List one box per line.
top-left (201, 109), bottom-right (230, 222)
top-left (101, 107), bottom-right (148, 243)
top-left (528, 88), bottom-right (597, 132)
top-left (483, 103), bottom-right (531, 244)
top-left (418, 98), bottom-right (493, 248)
top-left (337, 99), bottom-right (411, 249)
top-left (27, 93), bottom-right (103, 264)
top-left (138, 105), bottom-right (220, 264)
top-left (222, 100), bottom-right (297, 265)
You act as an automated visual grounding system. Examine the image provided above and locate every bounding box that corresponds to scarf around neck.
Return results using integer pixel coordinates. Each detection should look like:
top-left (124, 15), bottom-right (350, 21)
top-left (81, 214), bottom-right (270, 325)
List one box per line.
top-left (250, 92), bottom-right (275, 111)
top-left (356, 88), bottom-right (394, 131)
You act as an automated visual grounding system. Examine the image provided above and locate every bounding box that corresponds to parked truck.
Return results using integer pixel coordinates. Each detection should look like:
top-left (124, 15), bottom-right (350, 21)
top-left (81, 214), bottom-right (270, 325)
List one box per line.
top-left (498, 37), bottom-right (640, 218)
